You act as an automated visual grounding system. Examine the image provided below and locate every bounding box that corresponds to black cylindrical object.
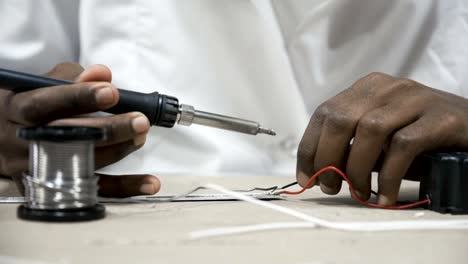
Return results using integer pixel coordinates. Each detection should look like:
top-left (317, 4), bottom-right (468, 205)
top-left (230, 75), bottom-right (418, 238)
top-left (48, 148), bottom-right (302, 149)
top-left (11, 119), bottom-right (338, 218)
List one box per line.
top-left (414, 152), bottom-right (468, 214)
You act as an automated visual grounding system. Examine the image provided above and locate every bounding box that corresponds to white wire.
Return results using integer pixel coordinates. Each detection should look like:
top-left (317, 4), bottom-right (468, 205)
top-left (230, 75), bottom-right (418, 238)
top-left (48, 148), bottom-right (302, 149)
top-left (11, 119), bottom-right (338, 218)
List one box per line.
top-left (190, 220), bottom-right (468, 239)
top-left (190, 222), bottom-right (317, 239)
top-left (189, 183), bottom-right (468, 239)
top-left (202, 184), bottom-right (327, 225)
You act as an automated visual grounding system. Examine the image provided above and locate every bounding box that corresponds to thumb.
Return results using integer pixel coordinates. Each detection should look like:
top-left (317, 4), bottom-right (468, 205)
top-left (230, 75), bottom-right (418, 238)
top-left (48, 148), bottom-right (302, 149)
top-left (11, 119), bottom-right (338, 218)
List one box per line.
top-left (45, 62), bottom-right (85, 81)
top-left (97, 174), bottom-right (161, 198)
top-left (76, 64), bottom-right (113, 83)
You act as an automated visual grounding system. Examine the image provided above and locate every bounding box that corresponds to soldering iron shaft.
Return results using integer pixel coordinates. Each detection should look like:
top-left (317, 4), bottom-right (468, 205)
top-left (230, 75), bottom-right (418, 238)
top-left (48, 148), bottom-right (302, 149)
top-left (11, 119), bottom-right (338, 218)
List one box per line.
top-left (178, 104), bottom-right (276, 136)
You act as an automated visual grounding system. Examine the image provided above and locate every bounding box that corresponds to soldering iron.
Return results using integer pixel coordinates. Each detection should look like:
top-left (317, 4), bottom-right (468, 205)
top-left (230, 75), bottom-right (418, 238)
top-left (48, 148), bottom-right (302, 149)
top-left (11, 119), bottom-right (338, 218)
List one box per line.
top-left (0, 68), bottom-right (276, 136)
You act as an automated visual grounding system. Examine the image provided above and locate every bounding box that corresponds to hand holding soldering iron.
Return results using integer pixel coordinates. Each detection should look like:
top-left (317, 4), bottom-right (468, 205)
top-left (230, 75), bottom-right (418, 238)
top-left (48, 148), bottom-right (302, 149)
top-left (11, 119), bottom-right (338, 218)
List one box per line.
top-left (0, 63), bottom-right (161, 197)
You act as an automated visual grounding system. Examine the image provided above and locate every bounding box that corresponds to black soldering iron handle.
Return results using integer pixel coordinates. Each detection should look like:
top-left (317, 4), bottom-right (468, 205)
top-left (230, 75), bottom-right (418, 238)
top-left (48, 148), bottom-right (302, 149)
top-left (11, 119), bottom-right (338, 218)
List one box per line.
top-left (0, 68), bottom-right (179, 127)
top-left (109, 89), bottom-right (179, 128)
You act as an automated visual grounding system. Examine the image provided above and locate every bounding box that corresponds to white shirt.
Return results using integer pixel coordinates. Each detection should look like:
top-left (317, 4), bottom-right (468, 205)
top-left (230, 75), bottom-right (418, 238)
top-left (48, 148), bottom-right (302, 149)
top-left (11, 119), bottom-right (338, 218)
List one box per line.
top-left (1, 0), bottom-right (467, 176)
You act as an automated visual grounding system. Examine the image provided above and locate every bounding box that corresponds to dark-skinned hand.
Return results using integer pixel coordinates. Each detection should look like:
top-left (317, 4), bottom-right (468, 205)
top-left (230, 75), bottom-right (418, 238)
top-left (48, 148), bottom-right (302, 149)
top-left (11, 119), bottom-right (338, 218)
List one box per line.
top-left (296, 72), bottom-right (468, 205)
top-left (0, 63), bottom-right (160, 197)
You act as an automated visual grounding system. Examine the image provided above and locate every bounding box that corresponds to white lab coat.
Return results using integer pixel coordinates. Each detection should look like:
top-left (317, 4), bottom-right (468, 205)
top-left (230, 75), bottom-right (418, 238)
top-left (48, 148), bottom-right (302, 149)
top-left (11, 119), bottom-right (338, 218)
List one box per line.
top-left (1, 0), bottom-right (467, 176)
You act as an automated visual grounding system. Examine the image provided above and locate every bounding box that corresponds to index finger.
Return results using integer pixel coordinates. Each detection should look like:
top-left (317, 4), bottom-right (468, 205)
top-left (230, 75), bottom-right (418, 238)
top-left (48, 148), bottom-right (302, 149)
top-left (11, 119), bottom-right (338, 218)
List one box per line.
top-left (296, 114), bottom-right (323, 187)
top-left (4, 82), bottom-right (119, 125)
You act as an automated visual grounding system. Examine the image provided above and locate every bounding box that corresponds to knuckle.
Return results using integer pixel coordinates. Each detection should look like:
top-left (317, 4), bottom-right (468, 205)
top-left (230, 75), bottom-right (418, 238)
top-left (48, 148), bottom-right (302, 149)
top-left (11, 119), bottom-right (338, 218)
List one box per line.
top-left (441, 112), bottom-right (462, 130)
top-left (360, 72), bottom-right (390, 84)
top-left (358, 115), bottom-right (387, 135)
top-left (390, 131), bottom-right (418, 153)
top-left (313, 102), bottom-right (332, 121)
top-left (365, 72), bottom-right (388, 80)
top-left (354, 72), bottom-right (394, 91)
top-left (326, 111), bottom-right (357, 131)
top-left (394, 78), bottom-right (416, 90)
top-left (315, 102), bottom-right (356, 130)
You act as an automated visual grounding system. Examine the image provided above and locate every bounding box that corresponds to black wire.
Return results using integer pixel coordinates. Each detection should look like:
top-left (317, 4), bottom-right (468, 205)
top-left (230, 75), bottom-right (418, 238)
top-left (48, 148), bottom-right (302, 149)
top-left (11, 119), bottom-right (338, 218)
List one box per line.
top-left (233, 186), bottom-right (279, 192)
top-left (279, 181), bottom-right (298, 190)
top-left (233, 181), bottom-right (298, 193)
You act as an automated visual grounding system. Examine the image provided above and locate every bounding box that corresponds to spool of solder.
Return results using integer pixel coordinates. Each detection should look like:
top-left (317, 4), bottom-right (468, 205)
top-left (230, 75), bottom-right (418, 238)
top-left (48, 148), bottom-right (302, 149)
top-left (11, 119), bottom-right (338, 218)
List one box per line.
top-left (17, 126), bottom-right (106, 222)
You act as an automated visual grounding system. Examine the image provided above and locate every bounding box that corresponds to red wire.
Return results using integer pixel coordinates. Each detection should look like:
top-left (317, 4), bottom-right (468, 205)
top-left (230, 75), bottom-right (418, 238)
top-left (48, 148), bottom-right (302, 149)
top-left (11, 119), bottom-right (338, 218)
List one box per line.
top-left (278, 166), bottom-right (431, 210)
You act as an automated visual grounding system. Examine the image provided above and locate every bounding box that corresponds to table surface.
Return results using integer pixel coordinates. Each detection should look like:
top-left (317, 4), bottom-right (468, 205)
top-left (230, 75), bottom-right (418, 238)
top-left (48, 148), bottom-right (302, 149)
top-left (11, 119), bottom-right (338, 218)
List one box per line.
top-left (1, 175), bottom-right (467, 264)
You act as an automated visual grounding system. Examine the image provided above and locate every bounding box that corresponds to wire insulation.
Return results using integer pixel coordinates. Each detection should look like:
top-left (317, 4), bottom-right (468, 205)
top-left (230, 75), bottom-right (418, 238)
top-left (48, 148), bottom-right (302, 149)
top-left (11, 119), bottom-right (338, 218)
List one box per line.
top-left (277, 166), bottom-right (430, 209)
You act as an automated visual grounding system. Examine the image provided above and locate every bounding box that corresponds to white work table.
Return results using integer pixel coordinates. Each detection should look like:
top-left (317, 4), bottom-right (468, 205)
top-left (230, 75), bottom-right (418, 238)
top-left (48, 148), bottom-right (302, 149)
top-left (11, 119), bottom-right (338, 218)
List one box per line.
top-left (1, 175), bottom-right (467, 264)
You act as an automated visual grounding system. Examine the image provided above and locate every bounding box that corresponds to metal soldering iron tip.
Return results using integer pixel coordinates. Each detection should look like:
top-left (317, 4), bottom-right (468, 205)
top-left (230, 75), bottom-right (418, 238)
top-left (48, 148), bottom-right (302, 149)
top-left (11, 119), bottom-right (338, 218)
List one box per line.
top-left (258, 127), bottom-right (277, 136)
top-left (179, 104), bottom-right (277, 136)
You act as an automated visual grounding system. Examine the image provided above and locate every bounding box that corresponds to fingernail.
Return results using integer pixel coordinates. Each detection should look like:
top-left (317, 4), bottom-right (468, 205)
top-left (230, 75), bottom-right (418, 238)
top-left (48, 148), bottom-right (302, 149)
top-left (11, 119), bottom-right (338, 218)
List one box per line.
top-left (132, 116), bottom-right (150, 134)
top-left (320, 183), bottom-right (339, 195)
top-left (139, 183), bottom-right (156, 195)
top-left (296, 171), bottom-right (315, 188)
top-left (134, 134), bottom-right (147, 146)
top-left (377, 194), bottom-right (393, 206)
top-left (95, 85), bottom-right (115, 106)
top-left (354, 190), bottom-right (368, 201)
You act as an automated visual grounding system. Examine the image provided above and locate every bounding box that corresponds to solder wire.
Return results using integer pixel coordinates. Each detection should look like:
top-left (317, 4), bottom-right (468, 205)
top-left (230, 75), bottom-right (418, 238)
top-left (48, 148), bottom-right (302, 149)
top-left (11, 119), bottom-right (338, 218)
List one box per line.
top-left (23, 140), bottom-right (99, 210)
